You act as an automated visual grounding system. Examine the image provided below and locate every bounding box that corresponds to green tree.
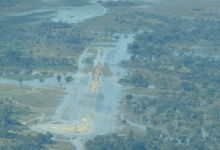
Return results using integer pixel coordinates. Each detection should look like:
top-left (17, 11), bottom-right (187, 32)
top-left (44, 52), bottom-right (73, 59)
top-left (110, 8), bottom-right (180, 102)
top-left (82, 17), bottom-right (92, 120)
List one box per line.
top-left (18, 78), bottom-right (23, 87)
top-left (126, 94), bottom-right (133, 100)
top-left (56, 74), bottom-right (61, 82)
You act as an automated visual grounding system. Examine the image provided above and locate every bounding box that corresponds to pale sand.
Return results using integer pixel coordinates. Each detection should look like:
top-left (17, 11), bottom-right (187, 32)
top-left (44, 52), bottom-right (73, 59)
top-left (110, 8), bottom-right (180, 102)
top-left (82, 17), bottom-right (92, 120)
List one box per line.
top-left (89, 62), bottom-right (102, 92)
top-left (49, 114), bottom-right (94, 133)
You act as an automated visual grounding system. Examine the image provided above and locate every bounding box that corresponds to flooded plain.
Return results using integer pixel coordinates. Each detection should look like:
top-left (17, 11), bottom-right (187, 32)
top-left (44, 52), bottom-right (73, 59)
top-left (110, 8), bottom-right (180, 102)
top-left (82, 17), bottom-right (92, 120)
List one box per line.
top-left (0, 0), bottom-right (155, 149)
top-left (0, 33), bottom-right (136, 149)
top-left (0, 0), bottom-right (107, 24)
top-left (26, 34), bottom-right (134, 149)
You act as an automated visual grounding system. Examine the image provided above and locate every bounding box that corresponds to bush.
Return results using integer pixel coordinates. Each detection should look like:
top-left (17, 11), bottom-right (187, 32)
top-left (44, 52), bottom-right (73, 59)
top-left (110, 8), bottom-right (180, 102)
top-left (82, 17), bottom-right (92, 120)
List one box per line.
top-left (65, 76), bottom-right (74, 82)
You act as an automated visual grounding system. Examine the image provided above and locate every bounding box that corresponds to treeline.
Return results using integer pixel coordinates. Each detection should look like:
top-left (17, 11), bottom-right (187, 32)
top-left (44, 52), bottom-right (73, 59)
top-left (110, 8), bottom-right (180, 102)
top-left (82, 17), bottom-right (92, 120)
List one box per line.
top-left (119, 72), bottom-right (149, 88)
top-left (128, 18), bottom-right (220, 57)
top-left (0, 0), bottom-right (20, 7)
top-left (85, 129), bottom-right (207, 150)
top-left (121, 55), bottom-right (220, 92)
top-left (39, 21), bottom-right (71, 29)
top-left (85, 131), bottom-right (147, 150)
top-left (0, 49), bottom-right (77, 74)
top-left (0, 99), bottom-right (54, 150)
top-left (0, 20), bottom-right (95, 73)
top-left (103, 0), bottom-right (135, 7)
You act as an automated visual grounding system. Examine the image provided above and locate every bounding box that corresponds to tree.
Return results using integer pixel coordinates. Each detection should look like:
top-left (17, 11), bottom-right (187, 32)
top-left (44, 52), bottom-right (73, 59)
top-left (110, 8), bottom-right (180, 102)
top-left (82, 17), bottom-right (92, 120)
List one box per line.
top-left (126, 94), bottom-right (133, 100)
top-left (56, 74), bottom-right (61, 82)
top-left (18, 78), bottom-right (23, 87)
top-left (39, 79), bottom-right (44, 83)
top-left (65, 76), bottom-right (74, 82)
top-left (130, 73), bottom-right (143, 84)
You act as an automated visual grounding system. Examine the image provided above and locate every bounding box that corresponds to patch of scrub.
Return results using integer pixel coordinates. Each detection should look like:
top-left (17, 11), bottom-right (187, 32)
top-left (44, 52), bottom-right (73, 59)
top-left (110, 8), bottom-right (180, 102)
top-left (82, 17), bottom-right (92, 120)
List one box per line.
top-left (0, 74), bottom-right (52, 81)
top-left (102, 63), bottom-right (113, 76)
top-left (87, 48), bottom-right (97, 54)
top-left (83, 64), bottom-right (94, 73)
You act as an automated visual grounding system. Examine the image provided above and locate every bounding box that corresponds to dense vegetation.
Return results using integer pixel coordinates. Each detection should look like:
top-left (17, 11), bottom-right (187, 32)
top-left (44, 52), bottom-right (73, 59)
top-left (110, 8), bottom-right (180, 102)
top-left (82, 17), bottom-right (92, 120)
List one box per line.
top-left (85, 128), bottom-right (208, 150)
top-left (0, 0), bottom-right (20, 7)
top-left (0, 99), bottom-right (54, 150)
top-left (116, 11), bottom-right (220, 149)
top-left (103, 0), bottom-right (136, 7)
top-left (0, 21), bottom-right (94, 74)
top-left (118, 73), bottom-right (149, 88)
top-left (85, 131), bottom-right (147, 150)
top-left (85, 5), bottom-right (220, 150)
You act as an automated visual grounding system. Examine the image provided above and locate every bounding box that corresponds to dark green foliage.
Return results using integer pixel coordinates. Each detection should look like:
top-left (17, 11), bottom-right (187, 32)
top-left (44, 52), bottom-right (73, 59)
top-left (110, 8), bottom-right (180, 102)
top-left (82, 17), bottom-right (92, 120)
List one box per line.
top-left (180, 82), bottom-right (196, 91)
top-left (85, 132), bottom-right (146, 150)
top-left (40, 21), bottom-right (70, 29)
top-left (0, 102), bottom-right (54, 149)
top-left (56, 74), bottom-right (61, 82)
top-left (125, 94), bottom-right (133, 100)
top-left (127, 12), bottom-right (220, 57)
top-left (119, 73), bottom-right (149, 87)
top-left (65, 33), bottom-right (93, 45)
top-left (0, 0), bottom-right (20, 7)
top-left (0, 49), bottom-right (76, 73)
top-left (85, 128), bottom-right (208, 150)
top-left (104, 0), bottom-right (136, 7)
top-left (0, 21), bottom-right (94, 73)
top-left (65, 76), bottom-right (74, 82)
top-left (117, 11), bottom-right (220, 149)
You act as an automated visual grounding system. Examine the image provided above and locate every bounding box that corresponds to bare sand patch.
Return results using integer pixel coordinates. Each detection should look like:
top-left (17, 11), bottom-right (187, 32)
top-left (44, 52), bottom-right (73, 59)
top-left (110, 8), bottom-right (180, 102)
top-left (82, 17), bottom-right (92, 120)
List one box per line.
top-left (49, 119), bottom-right (91, 133)
top-left (49, 113), bottom-right (94, 133)
top-left (89, 62), bottom-right (102, 92)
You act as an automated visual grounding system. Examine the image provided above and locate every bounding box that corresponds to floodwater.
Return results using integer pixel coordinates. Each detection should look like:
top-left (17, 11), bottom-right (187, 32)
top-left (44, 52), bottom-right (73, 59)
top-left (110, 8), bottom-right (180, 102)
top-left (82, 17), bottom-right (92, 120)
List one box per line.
top-left (0, 33), bottom-right (135, 149)
top-left (27, 34), bottom-right (135, 149)
top-left (0, 0), bottom-right (150, 149)
top-left (0, 0), bottom-right (107, 24)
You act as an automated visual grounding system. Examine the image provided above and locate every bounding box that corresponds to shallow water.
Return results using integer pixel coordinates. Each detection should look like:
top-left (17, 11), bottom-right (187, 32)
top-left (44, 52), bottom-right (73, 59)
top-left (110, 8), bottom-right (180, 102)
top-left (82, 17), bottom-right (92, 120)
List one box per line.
top-left (0, 33), bottom-right (151, 149)
top-left (0, 1), bottom-right (153, 149)
top-left (0, 0), bottom-right (107, 24)
top-left (21, 34), bottom-right (135, 150)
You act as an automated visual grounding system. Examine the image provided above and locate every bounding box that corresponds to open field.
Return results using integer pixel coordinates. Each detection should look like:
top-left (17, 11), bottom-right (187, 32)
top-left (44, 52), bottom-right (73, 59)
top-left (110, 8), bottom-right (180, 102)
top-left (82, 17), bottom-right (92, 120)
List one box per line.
top-left (14, 87), bottom-right (64, 119)
top-left (102, 63), bottom-right (113, 76)
top-left (0, 74), bottom-right (52, 81)
top-left (1, 0), bottom-right (220, 149)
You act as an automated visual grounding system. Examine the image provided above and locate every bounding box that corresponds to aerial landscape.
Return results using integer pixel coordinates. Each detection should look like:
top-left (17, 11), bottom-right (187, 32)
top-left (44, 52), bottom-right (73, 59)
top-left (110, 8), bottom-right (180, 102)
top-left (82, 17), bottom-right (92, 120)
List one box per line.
top-left (0, 0), bottom-right (220, 149)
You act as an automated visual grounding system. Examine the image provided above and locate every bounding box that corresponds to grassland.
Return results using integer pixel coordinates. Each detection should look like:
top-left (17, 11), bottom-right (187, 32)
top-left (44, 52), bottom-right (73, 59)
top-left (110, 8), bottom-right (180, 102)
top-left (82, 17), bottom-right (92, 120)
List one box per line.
top-left (83, 64), bottom-right (94, 73)
top-left (0, 74), bottom-right (52, 81)
top-left (102, 63), bottom-right (113, 76)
